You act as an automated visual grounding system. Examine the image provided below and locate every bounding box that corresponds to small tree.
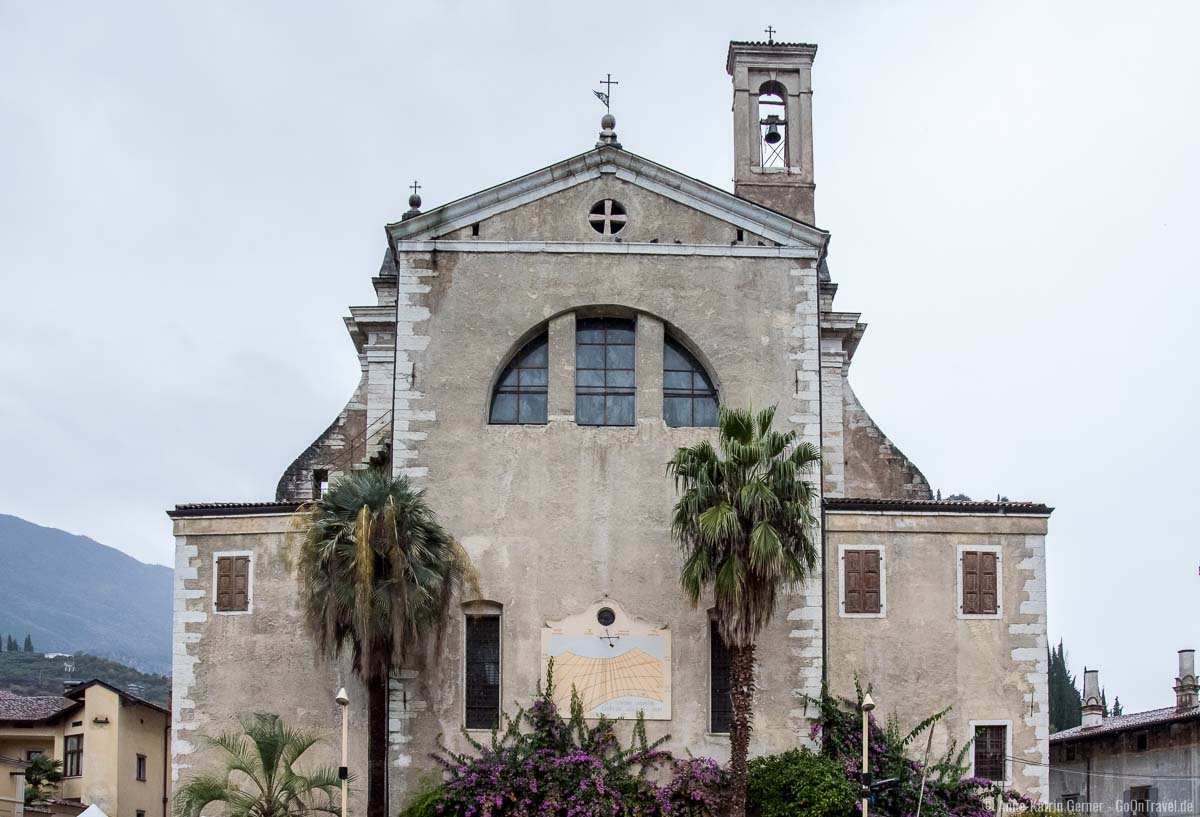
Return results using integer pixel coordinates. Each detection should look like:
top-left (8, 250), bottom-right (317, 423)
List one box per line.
top-left (174, 713), bottom-right (343, 817)
top-left (24, 756), bottom-right (64, 805)
top-left (23, 635), bottom-right (34, 652)
top-left (668, 406), bottom-right (820, 817)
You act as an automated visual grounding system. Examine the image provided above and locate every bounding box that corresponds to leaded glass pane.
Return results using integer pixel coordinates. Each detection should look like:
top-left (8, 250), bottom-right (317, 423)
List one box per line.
top-left (663, 336), bottom-right (719, 428)
top-left (490, 333), bottom-right (549, 425)
top-left (575, 317), bottom-right (636, 426)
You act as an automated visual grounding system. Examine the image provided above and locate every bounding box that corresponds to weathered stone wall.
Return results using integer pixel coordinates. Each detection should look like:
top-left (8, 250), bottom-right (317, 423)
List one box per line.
top-left (381, 242), bottom-right (825, 798)
top-left (1050, 721), bottom-right (1199, 815)
top-left (841, 378), bottom-right (932, 500)
top-left (171, 514), bottom-right (375, 815)
top-left (825, 509), bottom-right (1050, 800)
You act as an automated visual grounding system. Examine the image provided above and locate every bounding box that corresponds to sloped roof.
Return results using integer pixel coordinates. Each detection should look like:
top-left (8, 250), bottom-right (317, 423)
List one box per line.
top-left (64, 679), bottom-right (169, 715)
top-left (1050, 704), bottom-right (1200, 742)
top-left (169, 500), bottom-right (301, 518)
top-left (386, 145), bottom-right (829, 251)
top-left (825, 497), bottom-right (1053, 515)
top-left (0, 690), bottom-right (78, 722)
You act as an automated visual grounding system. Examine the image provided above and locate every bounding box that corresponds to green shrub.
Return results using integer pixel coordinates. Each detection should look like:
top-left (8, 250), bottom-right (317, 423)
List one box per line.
top-left (747, 748), bottom-right (858, 817)
top-left (397, 784), bottom-right (442, 817)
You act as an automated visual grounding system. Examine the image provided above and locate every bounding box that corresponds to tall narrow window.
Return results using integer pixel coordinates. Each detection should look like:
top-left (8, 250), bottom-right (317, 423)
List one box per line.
top-left (710, 620), bottom-right (732, 734)
top-left (215, 555), bottom-right (250, 613)
top-left (758, 81), bottom-right (787, 168)
top-left (576, 318), bottom-right (635, 426)
top-left (136, 754), bottom-right (147, 782)
top-left (663, 337), bottom-right (718, 427)
top-left (465, 615), bottom-right (501, 730)
top-left (973, 725), bottom-right (1006, 782)
top-left (64, 734), bottom-right (83, 777)
top-left (961, 550), bottom-right (998, 615)
top-left (843, 549), bottom-right (882, 615)
top-left (490, 333), bottom-right (548, 424)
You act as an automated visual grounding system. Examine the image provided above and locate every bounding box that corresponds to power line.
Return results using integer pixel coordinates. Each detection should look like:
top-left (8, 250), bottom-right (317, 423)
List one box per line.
top-left (1007, 755), bottom-right (1200, 783)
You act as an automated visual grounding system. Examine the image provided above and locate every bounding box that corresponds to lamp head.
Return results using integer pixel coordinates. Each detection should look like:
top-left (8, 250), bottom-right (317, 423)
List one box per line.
top-left (335, 687), bottom-right (349, 707)
top-left (862, 693), bottom-right (876, 713)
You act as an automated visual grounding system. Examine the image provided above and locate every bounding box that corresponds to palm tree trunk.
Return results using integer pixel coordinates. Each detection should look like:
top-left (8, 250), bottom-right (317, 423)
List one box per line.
top-left (367, 677), bottom-right (388, 817)
top-left (729, 641), bottom-right (756, 817)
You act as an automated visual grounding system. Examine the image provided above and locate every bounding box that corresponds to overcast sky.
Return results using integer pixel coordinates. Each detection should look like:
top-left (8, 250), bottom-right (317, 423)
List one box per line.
top-left (2, 1), bottom-right (1197, 713)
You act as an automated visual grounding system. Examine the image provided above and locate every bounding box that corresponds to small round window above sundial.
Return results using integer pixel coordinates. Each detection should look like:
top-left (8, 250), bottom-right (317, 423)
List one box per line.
top-left (588, 199), bottom-right (627, 235)
top-left (596, 607), bottom-right (616, 626)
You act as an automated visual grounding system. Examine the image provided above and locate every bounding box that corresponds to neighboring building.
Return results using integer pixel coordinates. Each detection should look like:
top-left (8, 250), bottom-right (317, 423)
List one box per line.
top-left (1050, 650), bottom-right (1199, 815)
top-left (0, 682), bottom-right (169, 817)
top-left (169, 37), bottom-right (1053, 809)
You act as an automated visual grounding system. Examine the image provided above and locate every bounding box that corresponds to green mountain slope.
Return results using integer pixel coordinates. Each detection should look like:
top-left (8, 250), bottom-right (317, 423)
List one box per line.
top-left (0, 514), bottom-right (171, 675)
top-left (0, 651), bottom-right (170, 706)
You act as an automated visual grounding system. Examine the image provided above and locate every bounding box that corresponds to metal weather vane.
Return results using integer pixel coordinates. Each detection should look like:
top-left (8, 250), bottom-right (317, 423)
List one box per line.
top-left (593, 73), bottom-right (618, 111)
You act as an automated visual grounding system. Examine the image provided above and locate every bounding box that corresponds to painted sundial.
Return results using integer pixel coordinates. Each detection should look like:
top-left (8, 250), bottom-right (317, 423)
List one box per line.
top-left (541, 598), bottom-right (671, 720)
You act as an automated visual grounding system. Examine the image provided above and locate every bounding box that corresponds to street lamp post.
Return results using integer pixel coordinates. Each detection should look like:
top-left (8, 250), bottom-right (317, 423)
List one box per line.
top-left (336, 687), bottom-right (350, 817)
top-left (861, 693), bottom-right (875, 817)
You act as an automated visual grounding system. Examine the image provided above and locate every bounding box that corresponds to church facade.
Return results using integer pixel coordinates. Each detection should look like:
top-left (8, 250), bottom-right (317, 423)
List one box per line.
top-left (169, 39), bottom-right (1052, 807)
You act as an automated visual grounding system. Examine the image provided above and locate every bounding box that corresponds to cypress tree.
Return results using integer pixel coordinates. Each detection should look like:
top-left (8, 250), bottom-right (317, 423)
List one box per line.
top-left (23, 635), bottom-right (33, 652)
top-left (1048, 640), bottom-right (1083, 732)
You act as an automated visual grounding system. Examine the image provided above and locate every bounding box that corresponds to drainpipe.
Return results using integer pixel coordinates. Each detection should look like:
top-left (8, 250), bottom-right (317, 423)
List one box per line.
top-left (163, 691), bottom-right (171, 817)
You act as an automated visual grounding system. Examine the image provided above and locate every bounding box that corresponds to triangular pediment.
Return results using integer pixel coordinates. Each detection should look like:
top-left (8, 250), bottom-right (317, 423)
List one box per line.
top-left (386, 146), bottom-right (828, 252)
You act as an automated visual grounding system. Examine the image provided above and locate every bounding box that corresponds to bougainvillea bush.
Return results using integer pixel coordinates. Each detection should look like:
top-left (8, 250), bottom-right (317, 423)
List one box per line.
top-left (806, 684), bottom-right (1036, 817)
top-left (415, 661), bottom-right (727, 817)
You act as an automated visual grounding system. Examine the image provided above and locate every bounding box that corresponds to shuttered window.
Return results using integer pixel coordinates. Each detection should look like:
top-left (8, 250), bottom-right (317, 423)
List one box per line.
top-left (465, 615), bottom-right (500, 730)
top-left (710, 620), bottom-right (733, 734)
top-left (974, 724), bottom-right (1006, 781)
top-left (843, 549), bottom-right (882, 614)
top-left (216, 556), bottom-right (250, 612)
top-left (961, 550), bottom-right (998, 615)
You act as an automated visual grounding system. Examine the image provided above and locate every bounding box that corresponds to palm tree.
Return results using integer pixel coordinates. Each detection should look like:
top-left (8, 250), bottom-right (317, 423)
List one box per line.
top-left (295, 469), bottom-right (474, 817)
top-left (667, 405), bottom-right (820, 817)
top-left (174, 713), bottom-right (342, 817)
top-left (24, 756), bottom-right (63, 805)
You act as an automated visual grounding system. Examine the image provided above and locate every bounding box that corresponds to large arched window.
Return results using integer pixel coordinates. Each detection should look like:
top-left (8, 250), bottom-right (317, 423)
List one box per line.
top-left (663, 336), bottom-right (718, 427)
top-left (489, 334), bottom-right (548, 424)
top-left (576, 317), bottom-right (635, 426)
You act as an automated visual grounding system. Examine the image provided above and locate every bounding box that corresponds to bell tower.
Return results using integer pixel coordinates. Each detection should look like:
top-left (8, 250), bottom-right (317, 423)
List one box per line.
top-left (727, 39), bottom-right (817, 224)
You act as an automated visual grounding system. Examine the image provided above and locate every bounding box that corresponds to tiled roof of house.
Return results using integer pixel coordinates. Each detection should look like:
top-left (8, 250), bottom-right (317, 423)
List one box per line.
top-left (169, 500), bottom-right (303, 518)
top-left (0, 690), bottom-right (77, 722)
top-left (825, 497), bottom-right (1053, 515)
top-left (1050, 705), bottom-right (1200, 742)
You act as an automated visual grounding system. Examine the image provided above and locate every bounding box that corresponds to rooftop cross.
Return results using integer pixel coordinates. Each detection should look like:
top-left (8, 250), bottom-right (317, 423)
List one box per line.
top-left (594, 73), bottom-right (618, 111)
top-left (409, 180), bottom-right (421, 196)
top-left (764, 25), bottom-right (776, 44)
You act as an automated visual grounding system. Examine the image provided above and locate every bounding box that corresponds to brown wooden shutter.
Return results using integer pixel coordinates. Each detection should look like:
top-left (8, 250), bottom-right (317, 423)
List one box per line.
top-left (844, 550), bottom-right (863, 613)
top-left (862, 550), bottom-right (881, 614)
top-left (844, 550), bottom-right (881, 614)
top-left (216, 556), bottom-right (250, 612)
top-left (216, 557), bottom-right (233, 611)
top-left (979, 551), bottom-right (997, 614)
top-left (232, 556), bottom-right (250, 611)
top-left (962, 551), bottom-right (998, 615)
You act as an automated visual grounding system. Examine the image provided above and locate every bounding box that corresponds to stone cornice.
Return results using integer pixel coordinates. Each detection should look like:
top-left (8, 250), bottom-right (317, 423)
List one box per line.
top-left (390, 240), bottom-right (820, 259)
top-left (385, 147), bottom-right (829, 252)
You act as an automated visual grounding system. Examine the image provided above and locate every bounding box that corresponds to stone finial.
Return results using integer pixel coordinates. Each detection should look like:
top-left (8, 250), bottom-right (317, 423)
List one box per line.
top-left (1081, 668), bottom-right (1104, 728)
top-left (403, 192), bottom-right (422, 222)
top-left (1175, 649), bottom-right (1198, 711)
top-left (596, 113), bottom-right (621, 149)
